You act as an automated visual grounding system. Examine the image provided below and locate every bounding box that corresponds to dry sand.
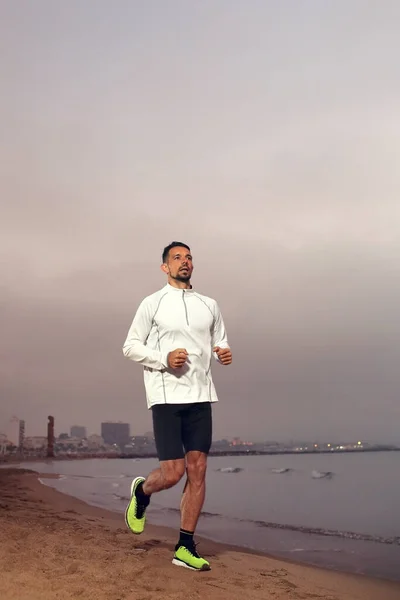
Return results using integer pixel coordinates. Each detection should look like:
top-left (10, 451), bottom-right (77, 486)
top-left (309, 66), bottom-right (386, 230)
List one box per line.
top-left (0, 468), bottom-right (399, 600)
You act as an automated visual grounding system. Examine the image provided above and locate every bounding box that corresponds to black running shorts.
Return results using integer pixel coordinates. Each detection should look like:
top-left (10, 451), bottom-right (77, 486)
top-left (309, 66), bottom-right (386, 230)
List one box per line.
top-left (151, 402), bottom-right (212, 461)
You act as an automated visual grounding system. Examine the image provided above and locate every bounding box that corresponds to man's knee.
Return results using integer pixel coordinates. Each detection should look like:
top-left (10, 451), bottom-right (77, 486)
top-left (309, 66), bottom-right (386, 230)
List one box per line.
top-left (186, 451), bottom-right (208, 483)
top-left (161, 460), bottom-right (186, 488)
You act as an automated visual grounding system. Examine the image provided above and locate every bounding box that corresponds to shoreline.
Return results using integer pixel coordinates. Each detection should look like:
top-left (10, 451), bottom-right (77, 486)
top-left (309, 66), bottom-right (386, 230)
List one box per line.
top-left (1, 468), bottom-right (400, 600)
top-left (4, 456), bottom-right (400, 582)
top-left (22, 459), bottom-right (400, 582)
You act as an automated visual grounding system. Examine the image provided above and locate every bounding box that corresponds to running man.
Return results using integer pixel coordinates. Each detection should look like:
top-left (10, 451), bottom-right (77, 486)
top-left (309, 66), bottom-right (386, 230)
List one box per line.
top-left (122, 241), bottom-right (232, 571)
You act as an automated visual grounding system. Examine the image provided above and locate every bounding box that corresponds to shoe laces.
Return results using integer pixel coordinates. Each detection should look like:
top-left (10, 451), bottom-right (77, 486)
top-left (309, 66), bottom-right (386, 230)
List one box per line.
top-left (135, 497), bottom-right (149, 519)
top-left (134, 490), bottom-right (150, 519)
top-left (182, 541), bottom-right (200, 559)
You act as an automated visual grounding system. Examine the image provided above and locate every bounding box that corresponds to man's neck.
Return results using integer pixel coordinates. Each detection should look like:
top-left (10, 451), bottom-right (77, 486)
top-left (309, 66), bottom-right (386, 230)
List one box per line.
top-left (168, 277), bottom-right (191, 290)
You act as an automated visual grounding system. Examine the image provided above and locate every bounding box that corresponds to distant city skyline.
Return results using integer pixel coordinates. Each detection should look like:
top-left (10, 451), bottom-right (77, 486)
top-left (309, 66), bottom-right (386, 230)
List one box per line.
top-left (0, 414), bottom-right (395, 448)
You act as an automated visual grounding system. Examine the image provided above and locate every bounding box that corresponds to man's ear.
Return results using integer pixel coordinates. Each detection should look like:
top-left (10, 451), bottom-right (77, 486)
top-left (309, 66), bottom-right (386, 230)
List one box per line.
top-left (161, 263), bottom-right (169, 274)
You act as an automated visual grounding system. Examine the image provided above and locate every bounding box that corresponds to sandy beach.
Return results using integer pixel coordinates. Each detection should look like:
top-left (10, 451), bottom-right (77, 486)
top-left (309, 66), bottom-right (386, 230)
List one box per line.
top-left (0, 468), bottom-right (399, 600)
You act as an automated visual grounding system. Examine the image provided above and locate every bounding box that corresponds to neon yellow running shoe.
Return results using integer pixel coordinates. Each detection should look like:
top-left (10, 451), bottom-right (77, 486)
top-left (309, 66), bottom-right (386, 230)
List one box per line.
top-left (125, 476), bottom-right (148, 534)
top-left (172, 543), bottom-right (211, 571)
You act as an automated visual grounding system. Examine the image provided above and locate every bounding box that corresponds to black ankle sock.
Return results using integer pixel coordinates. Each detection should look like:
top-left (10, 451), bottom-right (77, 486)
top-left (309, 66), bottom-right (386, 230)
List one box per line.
top-left (178, 529), bottom-right (194, 548)
top-left (135, 481), bottom-right (150, 506)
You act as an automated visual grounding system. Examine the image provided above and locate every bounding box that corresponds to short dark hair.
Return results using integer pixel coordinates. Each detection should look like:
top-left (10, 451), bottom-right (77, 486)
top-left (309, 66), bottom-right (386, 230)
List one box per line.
top-left (162, 241), bottom-right (191, 263)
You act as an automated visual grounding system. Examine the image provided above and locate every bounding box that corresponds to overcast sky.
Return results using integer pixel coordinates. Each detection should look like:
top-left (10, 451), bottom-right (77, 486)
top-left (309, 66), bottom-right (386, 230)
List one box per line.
top-left (1, 1), bottom-right (400, 443)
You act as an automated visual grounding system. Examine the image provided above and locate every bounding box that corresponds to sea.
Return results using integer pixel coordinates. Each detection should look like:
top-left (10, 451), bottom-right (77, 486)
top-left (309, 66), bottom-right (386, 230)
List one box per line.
top-left (18, 451), bottom-right (400, 581)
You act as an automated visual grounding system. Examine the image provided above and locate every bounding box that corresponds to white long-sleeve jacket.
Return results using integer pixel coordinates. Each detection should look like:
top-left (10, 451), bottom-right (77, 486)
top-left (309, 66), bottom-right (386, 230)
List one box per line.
top-left (123, 284), bottom-right (229, 408)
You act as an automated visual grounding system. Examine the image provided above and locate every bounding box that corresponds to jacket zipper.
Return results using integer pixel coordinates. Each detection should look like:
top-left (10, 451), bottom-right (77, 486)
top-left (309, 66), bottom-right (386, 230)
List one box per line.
top-left (182, 291), bottom-right (189, 325)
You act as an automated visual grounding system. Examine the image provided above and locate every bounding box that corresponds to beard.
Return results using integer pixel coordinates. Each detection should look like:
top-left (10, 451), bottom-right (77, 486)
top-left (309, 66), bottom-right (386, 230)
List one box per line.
top-left (171, 269), bottom-right (191, 282)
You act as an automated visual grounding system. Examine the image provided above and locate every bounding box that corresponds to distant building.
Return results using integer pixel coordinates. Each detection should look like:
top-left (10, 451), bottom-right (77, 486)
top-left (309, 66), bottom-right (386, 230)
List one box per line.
top-left (24, 436), bottom-right (47, 450)
top-left (211, 439), bottom-right (231, 451)
top-left (56, 437), bottom-right (86, 452)
top-left (70, 425), bottom-right (87, 439)
top-left (87, 434), bottom-right (104, 450)
top-left (130, 435), bottom-right (156, 453)
top-left (7, 416), bottom-right (20, 447)
top-left (0, 433), bottom-right (8, 455)
top-left (101, 422), bottom-right (130, 447)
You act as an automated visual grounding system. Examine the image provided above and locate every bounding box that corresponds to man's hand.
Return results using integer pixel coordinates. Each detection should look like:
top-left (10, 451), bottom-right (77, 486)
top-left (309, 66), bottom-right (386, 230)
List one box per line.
top-left (213, 346), bottom-right (232, 365)
top-left (167, 348), bottom-right (189, 369)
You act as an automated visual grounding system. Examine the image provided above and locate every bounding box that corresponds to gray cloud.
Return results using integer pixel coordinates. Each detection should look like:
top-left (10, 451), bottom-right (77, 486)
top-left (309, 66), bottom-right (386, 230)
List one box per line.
top-left (1, 1), bottom-right (400, 443)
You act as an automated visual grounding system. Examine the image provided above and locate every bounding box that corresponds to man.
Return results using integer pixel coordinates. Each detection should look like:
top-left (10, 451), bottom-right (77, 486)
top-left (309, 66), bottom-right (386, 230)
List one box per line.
top-left (122, 241), bottom-right (232, 571)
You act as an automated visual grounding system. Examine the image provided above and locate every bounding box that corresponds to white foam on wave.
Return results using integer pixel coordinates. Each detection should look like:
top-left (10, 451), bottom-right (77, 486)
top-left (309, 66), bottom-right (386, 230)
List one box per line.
top-left (217, 467), bottom-right (243, 473)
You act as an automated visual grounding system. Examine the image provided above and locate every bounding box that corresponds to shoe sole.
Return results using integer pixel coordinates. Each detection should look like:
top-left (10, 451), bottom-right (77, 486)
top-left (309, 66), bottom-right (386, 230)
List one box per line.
top-left (124, 476), bottom-right (145, 535)
top-left (172, 558), bottom-right (211, 571)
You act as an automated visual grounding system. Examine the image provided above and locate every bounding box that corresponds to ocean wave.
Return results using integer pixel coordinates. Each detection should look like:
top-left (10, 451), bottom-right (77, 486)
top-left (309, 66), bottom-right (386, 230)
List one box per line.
top-left (74, 491), bottom-right (400, 546)
top-left (250, 521), bottom-right (400, 545)
top-left (311, 470), bottom-right (334, 479)
top-left (113, 494), bottom-right (130, 501)
top-left (216, 467), bottom-right (243, 473)
top-left (271, 468), bottom-right (292, 474)
top-left (159, 507), bottom-right (400, 546)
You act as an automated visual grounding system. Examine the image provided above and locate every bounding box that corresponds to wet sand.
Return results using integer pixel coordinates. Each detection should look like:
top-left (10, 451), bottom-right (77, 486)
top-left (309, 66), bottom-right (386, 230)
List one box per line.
top-left (1, 468), bottom-right (399, 600)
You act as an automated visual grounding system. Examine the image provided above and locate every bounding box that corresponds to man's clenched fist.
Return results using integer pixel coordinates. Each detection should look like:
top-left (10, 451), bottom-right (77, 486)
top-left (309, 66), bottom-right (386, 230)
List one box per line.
top-left (167, 348), bottom-right (189, 369)
top-left (213, 346), bottom-right (232, 365)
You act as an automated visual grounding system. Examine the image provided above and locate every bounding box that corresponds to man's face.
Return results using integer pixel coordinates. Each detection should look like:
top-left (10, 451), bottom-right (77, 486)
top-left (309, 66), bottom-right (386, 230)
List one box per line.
top-left (164, 247), bottom-right (193, 282)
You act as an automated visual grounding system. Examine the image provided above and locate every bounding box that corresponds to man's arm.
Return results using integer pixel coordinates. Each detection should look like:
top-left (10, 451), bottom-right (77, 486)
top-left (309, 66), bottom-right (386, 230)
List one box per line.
top-left (122, 300), bottom-right (169, 370)
top-left (212, 303), bottom-right (232, 365)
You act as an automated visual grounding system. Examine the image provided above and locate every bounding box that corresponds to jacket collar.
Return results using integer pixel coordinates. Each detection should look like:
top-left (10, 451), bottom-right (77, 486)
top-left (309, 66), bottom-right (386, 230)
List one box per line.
top-left (165, 283), bottom-right (194, 293)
